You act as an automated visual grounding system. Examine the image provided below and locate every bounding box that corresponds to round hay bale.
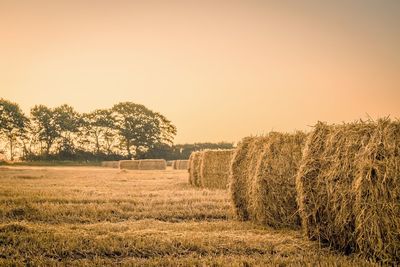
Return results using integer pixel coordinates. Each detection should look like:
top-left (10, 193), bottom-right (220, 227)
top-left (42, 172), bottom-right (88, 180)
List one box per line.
top-left (199, 149), bottom-right (234, 190)
top-left (249, 132), bottom-right (307, 229)
top-left (138, 159), bottom-right (167, 170)
top-left (178, 160), bottom-right (189, 170)
top-left (188, 152), bottom-right (202, 186)
top-left (119, 160), bottom-right (140, 170)
top-left (296, 121), bottom-right (376, 254)
top-left (229, 137), bottom-right (268, 221)
top-left (173, 160), bottom-right (189, 170)
top-left (101, 161), bottom-right (119, 168)
top-left (353, 119), bottom-right (400, 263)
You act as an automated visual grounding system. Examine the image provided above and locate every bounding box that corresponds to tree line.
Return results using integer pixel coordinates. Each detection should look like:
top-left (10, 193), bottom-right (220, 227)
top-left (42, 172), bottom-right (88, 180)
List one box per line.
top-left (0, 98), bottom-right (233, 161)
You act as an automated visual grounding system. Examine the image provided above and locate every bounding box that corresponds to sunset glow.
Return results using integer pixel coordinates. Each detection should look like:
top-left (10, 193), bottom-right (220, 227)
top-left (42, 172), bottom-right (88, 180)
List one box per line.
top-left (1, 1), bottom-right (399, 143)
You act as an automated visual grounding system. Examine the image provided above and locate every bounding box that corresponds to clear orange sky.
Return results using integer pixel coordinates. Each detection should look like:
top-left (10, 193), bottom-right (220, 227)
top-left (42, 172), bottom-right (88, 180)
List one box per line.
top-left (1, 1), bottom-right (399, 143)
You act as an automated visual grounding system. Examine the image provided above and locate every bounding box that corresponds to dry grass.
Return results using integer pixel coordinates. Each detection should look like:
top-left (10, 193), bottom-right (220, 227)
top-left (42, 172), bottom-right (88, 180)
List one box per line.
top-left (200, 150), bottom-right (234, 190)
top-left (0, 166), bottom-right (377, 266)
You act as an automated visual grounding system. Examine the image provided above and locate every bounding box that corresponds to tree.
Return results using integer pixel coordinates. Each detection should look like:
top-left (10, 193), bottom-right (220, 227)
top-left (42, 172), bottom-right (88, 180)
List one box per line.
top-left (82, 109), bottom-right (116, 155)
top-left (30, 105), bottom-right (59, 156)
top-left (0, 99), bottom-right (28, 160)
top-left (112, 102), bottom-right (177, 158)
top-left (53, 104), bottom-right (81, 155)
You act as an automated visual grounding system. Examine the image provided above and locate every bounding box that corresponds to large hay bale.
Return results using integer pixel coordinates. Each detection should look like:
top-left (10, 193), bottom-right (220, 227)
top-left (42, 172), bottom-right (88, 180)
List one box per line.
top-left (249, 132), bottom-right (307, 229)
top-left (200, 149), bottom-right (234, 190)
top-left (188, 152), bottom-right (202, 186)
top-left (230, 137), bottom-right (268, 220)
top-left (138, 159), bottom-right (167, 170)
top-left (119, 160), bottom-right (140, 170)
top-left (101, 161), bottom-right (119, 168)
top-left (353, 119), bottom-right (400, 263)
top-left (230, 132), bottom-right (306, 228)
top-left (172, 160), bottom-right (189, 170)
top-left (296, 121), bottom-right (376, 254)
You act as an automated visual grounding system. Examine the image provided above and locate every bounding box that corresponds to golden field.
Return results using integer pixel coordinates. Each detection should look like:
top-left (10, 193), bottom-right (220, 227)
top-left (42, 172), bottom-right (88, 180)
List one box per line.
top-left (0, 167), bottom-right (375, 266)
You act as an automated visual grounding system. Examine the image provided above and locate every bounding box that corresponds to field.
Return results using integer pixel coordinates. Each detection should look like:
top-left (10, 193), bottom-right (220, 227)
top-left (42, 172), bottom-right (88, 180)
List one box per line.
top-left (0, 167), bottom-right (375, 266)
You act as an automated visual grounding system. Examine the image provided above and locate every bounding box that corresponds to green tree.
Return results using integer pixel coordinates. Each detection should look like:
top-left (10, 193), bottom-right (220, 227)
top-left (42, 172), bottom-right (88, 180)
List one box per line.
top-left (112, 102), bottom-right (177, 158)
top-left (30, 105), bottom-right (59, 156)
top-left (0, 99), bottom-right (28, 160)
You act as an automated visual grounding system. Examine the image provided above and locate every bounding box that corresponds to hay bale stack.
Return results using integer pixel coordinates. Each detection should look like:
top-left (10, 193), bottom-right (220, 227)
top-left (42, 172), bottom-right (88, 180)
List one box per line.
top-left (296, 121), bottom-right (376, 254)
top-left (200, 149), bottom-right (234, 190)
top-left (188, 152), bottom-right (202, 186)
top-left (230, 137), bottom-right (268, 220)
top-left (173, 160), bottom-right (189, 170)
top-left (119, 160), bottom-right (140, 170)
top-left (138, 159), bottom-right (167, 170)
top-left (101, 161), bottom-right (119, 168)
top-left (249, 132), bottom-right (307, 229)
top-left (353, 119), bottom-right (400, 263)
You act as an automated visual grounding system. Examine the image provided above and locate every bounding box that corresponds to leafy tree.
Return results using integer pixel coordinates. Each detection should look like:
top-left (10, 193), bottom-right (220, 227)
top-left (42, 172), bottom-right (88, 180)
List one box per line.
top-left (0, 99), bottom-right (28, 160)
top-left (112, 102), bottom-right (177, 158)
top-left (82, 109), bottom-right (116, 155)
top-left (53, 104), bottom-right (81, 155)
top-left (30, 105), bottom-right (59, 156)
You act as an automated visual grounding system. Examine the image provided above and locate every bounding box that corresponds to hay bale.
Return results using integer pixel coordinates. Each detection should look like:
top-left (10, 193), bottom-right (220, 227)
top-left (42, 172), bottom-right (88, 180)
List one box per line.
top-left (101, 161), bottom-right (119, 168)
top-left (171, 160), bottom-right (177, 168)
top-left (230, 137), bottom-right (267, 220)
top-left (119, 160), bottom-right (140, 170)
top-left (230, 132), bottom-right (306, 228)
top-left (353, 119), bottom-right (400, 263)
top-left (249, 132), bottom-right (307, 229)
top-left (167, 160), bottom-right (174, 167)
top-left (296, 121), bottom-right (376, 254)
top-left (173, 160), bottom-right (189, 170)
top-left (138, 159), bottom-right (167, 170)
top-left (200, 149), bottom-right (234, 190)
top-left (188, 152), bottom-right (202, 186)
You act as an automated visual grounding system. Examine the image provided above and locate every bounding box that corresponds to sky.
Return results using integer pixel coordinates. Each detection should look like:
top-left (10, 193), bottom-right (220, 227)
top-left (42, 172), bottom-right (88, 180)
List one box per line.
top-left (0, 0), bottom-right (399, 144)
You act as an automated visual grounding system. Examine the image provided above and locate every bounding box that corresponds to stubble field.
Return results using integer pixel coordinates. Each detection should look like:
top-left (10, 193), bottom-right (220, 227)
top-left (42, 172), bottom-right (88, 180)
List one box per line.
top-left (0, 167), bottom-right (375, 266)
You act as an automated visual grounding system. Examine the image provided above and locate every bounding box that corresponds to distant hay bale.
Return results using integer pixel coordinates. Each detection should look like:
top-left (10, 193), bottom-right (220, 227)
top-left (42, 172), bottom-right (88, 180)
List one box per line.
top-left (353, 119), bottom-right (400, 263)
top-left (173, 160), bottom-right (189, 170)
top-left (230, 132), bottom-right (306, 228)
top-left (171, 160), bottom-right (177, 169)
top-left (167, 160), bottom-right (174, 167)
top-left (188, 152), bottom-right (202, 186)
top-left (101, 161), bottom-right (119, 168)
top-left (200, 149), bottom-right (234, 190)
top-left (119, 160), bottom-right (140, 170)
top-left (138, 159), bottom-right (167, 170)
top-left (296, 121), bottom-right (376, 254)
